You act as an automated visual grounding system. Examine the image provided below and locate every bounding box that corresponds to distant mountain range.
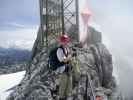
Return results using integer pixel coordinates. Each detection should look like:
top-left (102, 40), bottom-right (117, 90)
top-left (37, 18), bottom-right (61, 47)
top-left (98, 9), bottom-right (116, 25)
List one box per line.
top-left (0, 47), bottom-right (31, 66)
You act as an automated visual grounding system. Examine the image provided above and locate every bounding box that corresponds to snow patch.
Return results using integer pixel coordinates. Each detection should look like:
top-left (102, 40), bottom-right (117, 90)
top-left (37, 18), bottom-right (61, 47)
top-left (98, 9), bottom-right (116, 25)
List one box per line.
top-left (0, 71), bottom-right (25, 100)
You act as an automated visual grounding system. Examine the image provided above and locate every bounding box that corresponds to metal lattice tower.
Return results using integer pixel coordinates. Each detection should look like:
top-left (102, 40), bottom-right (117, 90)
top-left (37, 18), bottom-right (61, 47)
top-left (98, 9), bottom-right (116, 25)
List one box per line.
top-left (39, 0), bottom-right (79, 48)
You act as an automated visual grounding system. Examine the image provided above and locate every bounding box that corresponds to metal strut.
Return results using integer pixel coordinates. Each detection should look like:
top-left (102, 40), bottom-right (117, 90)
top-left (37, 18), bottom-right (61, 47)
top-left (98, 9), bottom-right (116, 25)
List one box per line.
top-left (39, 0), bottom-right (79, 47)
top-left (61, 0), bottom-right (65, 34)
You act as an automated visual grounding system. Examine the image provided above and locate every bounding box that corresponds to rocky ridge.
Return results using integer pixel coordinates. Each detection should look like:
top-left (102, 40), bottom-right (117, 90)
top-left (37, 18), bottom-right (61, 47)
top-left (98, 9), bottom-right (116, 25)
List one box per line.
top-left (7, 26), bottom-right (122, 100)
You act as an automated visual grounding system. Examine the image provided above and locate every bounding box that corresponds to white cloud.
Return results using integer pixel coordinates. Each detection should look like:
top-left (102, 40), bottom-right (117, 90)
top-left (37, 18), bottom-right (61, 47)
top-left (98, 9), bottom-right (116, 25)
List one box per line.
top-left (87, 0), bottom-right (133, 96)
top-left (0, 25), bottom-right (38, 50)
top-left (5, 22), bottom-right (26, 28)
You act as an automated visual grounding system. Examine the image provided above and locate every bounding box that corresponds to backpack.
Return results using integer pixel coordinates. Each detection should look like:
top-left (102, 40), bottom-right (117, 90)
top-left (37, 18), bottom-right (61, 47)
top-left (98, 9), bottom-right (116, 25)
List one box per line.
top-left (48, 46), bottom-right (69, 70)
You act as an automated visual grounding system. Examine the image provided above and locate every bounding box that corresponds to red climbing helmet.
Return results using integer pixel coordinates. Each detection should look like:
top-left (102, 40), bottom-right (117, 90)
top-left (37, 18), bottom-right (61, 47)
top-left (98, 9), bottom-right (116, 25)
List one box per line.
top-left (58, 34), bottom-right (70, 45)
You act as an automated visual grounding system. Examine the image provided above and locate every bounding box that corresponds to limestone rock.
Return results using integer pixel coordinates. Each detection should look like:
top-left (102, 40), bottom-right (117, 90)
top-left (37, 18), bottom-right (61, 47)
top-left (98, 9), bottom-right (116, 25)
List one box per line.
top-left (7, 26), bottom-right (121, 100)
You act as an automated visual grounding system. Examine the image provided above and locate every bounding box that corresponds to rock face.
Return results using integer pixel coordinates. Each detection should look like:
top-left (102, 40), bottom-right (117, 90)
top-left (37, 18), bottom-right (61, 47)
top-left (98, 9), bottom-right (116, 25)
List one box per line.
top-left (7, 26), bottom-right (120, 100)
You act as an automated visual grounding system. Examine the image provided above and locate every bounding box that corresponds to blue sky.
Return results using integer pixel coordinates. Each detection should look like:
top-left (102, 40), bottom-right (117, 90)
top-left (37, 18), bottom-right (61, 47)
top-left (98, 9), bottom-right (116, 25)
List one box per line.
top-left (0, 0), bottom-right (132, 28)
top-left (0, 0), bottom-right (133, 97)
top-left (0, 0), bottom-right (39, 49)
top-left (0, 0), bottom-right (39, 30)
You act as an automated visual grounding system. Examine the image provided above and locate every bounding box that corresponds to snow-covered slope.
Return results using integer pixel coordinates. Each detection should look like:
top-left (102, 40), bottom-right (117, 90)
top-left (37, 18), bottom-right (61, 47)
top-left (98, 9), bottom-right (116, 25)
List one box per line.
top-left (0, 71), bottom-right (25, 100)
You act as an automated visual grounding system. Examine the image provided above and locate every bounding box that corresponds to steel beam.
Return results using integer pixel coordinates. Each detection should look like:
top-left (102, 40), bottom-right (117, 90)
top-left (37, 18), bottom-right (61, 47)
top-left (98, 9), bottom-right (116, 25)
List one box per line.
top-left (39, 0), bottom-right (79, 47)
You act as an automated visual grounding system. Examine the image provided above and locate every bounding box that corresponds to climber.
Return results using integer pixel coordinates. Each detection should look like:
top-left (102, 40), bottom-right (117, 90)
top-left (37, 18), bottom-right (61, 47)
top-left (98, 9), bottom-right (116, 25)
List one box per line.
top-left (48, 34), bottom-right (71, 72)
top-left (48, 34), bottom-right (81, 100)
top-left (48, 34), bottom-right (72, 100)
